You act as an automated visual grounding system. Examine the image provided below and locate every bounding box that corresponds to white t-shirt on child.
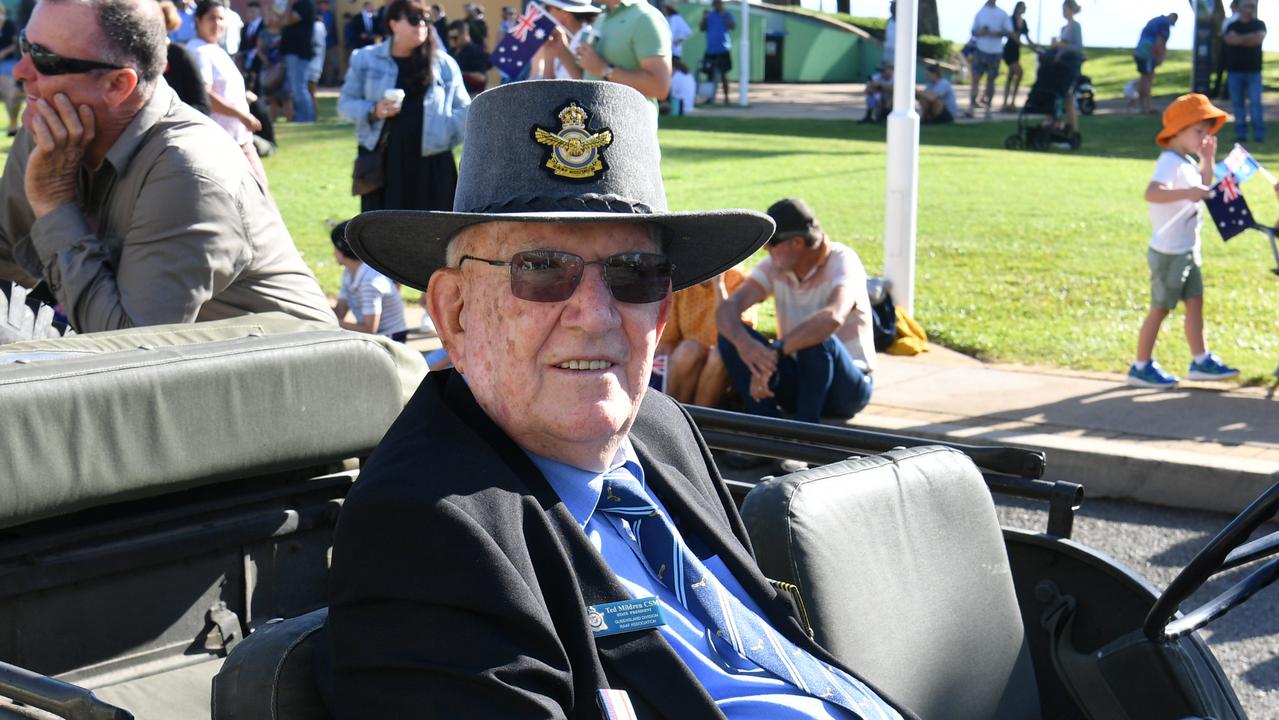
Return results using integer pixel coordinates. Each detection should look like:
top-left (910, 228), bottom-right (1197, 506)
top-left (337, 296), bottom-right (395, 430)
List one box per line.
top-left (670, 69), bottom-right (696, 113)
top-left (1147, 150), bottom-right (1202, 255)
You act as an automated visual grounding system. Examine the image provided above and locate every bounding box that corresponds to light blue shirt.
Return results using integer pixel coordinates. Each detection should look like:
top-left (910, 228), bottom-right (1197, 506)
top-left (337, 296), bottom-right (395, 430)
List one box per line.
top-left (336, 42), bottom-right (471, 154)
top-left (527, 441), bottom-right (857, 719)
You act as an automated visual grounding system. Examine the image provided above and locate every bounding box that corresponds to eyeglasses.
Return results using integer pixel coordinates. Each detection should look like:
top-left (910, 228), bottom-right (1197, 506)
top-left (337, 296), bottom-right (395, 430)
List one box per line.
top-left (459, 250), bottom-right (673, 304)
top-left (19, 31), bottom-right (125, 76)
top-left (399, 12), bottom-right (430, 25)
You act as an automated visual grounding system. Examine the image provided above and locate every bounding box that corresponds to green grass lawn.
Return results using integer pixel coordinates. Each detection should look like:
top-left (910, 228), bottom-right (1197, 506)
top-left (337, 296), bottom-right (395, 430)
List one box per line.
top-left (1016, 47), bottom-right (1279, 101)
top-left (5, 92), bottom-right (1278, 383)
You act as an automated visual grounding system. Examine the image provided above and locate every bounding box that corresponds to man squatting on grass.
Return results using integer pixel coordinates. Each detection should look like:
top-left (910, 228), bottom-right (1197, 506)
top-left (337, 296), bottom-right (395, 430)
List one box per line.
top-left (716, 198), bottom-right (875, 424)
top-left (323, 79), bottom-right (914, 719)
top-left (0, 0), bottom-right (334, 341)
top-left (1129, 93), bottom-right (1239, 389)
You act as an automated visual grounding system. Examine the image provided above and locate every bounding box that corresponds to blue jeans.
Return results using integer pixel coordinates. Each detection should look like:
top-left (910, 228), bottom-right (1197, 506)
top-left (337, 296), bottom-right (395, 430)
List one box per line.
top-left (718, 325), bottom-right (872, 424)
top-left (285, 54), bottom-right (315, 123)
top-left (1228, 70), bottom-right (1264, 142)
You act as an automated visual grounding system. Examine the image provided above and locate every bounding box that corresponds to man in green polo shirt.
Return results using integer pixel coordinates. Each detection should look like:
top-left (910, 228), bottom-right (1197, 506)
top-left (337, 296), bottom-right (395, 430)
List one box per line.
top-left (573, 0), bottom-right (670, 102)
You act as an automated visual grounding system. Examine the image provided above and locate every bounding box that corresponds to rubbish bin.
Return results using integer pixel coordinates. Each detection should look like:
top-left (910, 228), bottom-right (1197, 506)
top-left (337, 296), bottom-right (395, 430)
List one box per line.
top-left (764, 33), bottom-right (784, 82)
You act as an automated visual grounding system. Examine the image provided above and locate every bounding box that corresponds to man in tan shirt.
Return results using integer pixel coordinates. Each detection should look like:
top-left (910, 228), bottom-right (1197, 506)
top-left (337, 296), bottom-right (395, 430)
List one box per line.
top-left (0, 0), bottom-right (334, 337)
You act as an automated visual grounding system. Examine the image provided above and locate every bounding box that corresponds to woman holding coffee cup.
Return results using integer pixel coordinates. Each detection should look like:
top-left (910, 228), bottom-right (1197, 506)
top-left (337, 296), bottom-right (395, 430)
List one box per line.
top-left (338, 0), bottom-right (470, 211)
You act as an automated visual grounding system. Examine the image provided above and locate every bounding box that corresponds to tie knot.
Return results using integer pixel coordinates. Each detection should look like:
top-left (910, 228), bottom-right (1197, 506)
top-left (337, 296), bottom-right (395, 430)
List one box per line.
top-left (598, 465), bottom-right (655, 517)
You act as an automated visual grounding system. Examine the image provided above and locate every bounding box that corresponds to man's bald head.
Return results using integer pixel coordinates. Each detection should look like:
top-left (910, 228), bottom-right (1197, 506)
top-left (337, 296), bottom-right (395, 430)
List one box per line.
top-left (45, 0), bottom-right (167, 94)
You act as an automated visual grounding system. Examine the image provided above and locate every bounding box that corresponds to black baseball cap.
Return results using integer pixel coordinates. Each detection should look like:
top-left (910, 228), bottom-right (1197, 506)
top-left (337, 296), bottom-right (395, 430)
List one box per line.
top-left (766, 198), bottom-right (818, 241)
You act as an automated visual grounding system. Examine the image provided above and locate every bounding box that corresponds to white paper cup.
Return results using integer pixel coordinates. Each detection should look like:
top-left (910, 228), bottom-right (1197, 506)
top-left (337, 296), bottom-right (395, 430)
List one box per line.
top-left (384, 89), bottom-right (406, 108)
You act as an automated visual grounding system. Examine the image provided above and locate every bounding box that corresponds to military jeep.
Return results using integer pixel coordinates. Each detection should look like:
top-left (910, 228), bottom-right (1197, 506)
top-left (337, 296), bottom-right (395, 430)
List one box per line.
top-left (0, 315), bottom-right (1275, 719)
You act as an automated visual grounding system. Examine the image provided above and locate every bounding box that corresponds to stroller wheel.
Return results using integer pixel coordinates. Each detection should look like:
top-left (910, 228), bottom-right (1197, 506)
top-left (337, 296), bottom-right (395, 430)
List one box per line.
top-left (1078, 95), bottom-right (1096, 115)
top-left (1005, 134), bottom-right (1024, 150)
top-left (1069, 131), bottom-right (1082, 150)
top-left (1030, 131), bottom-right (1051, 151)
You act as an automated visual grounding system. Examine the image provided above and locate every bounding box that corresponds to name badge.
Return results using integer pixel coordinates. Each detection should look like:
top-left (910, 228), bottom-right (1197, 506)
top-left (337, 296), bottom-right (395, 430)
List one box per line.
top-left (587, 597), bottom-right (666, 637)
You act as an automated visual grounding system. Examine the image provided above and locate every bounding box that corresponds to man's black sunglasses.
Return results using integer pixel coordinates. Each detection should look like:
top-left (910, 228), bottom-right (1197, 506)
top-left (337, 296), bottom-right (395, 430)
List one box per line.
top-left (459, 250), bottom-right (673, 304)
top-left (20, 31), bottom-right (125, 76)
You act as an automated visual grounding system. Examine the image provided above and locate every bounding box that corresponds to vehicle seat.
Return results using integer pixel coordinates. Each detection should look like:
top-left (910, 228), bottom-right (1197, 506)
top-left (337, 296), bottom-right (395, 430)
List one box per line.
top-left (211, 609), bottom-right (331, 720)
top-left (740, 445), bottom-right (1041, 720)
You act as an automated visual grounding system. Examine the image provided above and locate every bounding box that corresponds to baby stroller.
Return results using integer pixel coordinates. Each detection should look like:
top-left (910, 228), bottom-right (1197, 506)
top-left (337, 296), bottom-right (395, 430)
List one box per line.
top-left (1005, 48), bottom-right (1083, 151)
top-left (1075, 74), bottom-right (1096, 115)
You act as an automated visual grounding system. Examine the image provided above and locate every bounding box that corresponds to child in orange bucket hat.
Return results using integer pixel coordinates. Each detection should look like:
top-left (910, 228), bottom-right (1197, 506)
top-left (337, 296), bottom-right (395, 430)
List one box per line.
top-left (1130, 93), bottom-right (1239, 388)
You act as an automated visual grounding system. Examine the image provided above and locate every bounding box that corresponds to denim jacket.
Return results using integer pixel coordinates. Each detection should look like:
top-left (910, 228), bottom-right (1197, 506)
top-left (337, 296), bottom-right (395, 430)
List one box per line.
top-left (338, 42), bottom-right (470, 155)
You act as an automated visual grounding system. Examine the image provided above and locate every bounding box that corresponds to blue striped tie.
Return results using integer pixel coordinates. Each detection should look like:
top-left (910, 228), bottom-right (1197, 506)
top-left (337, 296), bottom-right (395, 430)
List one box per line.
top-left (598, 465), bottom-right (902, 720)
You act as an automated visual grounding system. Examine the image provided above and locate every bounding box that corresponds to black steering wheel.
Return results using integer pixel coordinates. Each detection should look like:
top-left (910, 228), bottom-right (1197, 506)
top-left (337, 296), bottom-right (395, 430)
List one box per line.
top-left (1144, 477), bottom-right (1279, 642)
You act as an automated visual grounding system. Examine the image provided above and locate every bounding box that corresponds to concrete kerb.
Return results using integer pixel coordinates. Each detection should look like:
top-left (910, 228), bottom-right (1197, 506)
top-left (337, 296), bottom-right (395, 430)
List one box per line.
top-left (850, 407), bottom-right (1279, 517)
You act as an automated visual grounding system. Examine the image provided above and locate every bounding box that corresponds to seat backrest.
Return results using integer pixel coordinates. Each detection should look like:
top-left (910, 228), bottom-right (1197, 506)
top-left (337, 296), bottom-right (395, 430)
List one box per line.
top-left (740, 445), bottom-right (1040, 720)
top-left (211, 609), bottom-right (331, 720)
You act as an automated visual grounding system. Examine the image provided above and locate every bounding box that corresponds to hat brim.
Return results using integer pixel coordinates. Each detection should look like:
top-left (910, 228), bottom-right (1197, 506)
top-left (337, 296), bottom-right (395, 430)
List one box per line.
top-left (346, 209), bottom-right (776, 292)
top-left (1157, 110), bottom-right (1229, 147)
top-left (539, 0), bottom-right (601, 13)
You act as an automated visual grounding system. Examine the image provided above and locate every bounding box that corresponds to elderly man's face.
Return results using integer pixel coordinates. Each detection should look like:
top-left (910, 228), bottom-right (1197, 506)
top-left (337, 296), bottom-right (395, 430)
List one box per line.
top-left (14, 1), bottom-right (115, 128)
top-left (436, 221), bottom-right (670, 467)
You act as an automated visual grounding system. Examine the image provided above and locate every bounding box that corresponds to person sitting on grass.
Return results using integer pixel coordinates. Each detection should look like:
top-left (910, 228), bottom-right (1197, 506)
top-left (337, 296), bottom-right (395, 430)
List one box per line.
top-left (1129, 94), bottom-right (1239, 388)
top-left (918, 64), bottom-right (957, 124)
top-left (717, 198), bottom-right (876, 424)
top-left (859, 62), bottom-right (893, 124)
top-left (655, 267), bottom-right (753, 407)
top-left (331, 221), bottom-right (409, 343)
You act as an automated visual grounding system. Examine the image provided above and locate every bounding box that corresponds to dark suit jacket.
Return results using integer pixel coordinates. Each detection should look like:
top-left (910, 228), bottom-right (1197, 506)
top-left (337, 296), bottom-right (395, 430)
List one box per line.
top-left (322, 370), bottom-right (915, 719)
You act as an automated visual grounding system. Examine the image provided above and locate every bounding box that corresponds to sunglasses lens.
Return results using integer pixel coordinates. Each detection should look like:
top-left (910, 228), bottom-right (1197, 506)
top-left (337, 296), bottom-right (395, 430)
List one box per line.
top-left (510, 250), bottom-right (580, 302)
top-left (605, 253), bottom-right (672, 304)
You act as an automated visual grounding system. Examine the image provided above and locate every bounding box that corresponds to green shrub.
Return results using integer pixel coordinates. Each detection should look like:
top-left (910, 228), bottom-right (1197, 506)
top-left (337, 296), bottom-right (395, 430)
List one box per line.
top-left (918, 35), bottom-right (953, 60)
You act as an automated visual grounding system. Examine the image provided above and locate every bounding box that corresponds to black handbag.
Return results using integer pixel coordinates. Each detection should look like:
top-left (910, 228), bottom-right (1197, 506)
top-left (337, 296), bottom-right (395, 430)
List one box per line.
top-left (351, 120), bottom-right (392, 196)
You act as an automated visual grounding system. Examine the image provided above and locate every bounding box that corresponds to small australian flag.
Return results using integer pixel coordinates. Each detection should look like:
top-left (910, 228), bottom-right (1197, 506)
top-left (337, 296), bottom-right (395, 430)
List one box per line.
top-left (1205, 175), bottom-right (1256, 242)
top-left (490, 3), bottom-right (556, 77)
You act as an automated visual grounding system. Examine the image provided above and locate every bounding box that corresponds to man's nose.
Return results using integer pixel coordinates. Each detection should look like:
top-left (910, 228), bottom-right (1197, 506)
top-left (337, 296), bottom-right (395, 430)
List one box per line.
top-left (13, 54), bottom-right (34, 84)
top-left (563, 264), bottom-right (620, 330)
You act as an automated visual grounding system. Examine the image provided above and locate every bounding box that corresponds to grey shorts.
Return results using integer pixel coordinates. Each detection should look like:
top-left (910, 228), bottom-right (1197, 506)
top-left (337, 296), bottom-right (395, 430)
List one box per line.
top-left (1147, 247), bottom-right (1203, 309)
top-left (972, 51), bottom-right (1002, 79)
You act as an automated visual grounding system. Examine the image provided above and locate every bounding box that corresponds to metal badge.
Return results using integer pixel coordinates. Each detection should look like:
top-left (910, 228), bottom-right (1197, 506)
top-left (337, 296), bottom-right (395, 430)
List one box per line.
top-left (533, 102), bottom-right (613, 181)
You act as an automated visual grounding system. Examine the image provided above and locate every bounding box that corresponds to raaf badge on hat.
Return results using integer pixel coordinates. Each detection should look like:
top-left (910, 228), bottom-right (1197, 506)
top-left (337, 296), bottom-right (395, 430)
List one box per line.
top-left (532, 101), bottom-right (613, 181)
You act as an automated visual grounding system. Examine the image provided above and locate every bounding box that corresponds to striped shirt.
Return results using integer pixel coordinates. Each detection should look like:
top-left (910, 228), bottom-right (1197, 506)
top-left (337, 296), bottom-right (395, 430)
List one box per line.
top-left (338, 264), bottom-right (407, 337)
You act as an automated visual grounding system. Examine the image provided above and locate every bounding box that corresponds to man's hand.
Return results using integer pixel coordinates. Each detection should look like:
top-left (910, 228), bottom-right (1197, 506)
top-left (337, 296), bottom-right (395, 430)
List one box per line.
top-left (740, 336), bottom-right (778, 380)
top-left (24, 94), bottom-right (95, 219)
top-left (748, 367), bottom-right (773, 402)
top-left (575, 43), bottom-right (606, 77)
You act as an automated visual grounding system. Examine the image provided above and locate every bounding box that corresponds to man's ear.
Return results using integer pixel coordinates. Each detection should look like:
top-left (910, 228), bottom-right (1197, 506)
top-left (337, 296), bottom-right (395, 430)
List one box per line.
top-left (427, 268), bottom-right (466, 373)
top-left (103, 68), bottom-right (139, 108)
top-left (653, 289), bottom-right (672, 342)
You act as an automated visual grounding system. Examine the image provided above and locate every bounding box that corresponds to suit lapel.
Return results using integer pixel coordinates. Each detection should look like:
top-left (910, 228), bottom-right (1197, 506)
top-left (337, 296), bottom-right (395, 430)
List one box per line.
top-left (440, 373), bottom-right (722, 719)
top-left (630, 434), bottom-right (816, 649)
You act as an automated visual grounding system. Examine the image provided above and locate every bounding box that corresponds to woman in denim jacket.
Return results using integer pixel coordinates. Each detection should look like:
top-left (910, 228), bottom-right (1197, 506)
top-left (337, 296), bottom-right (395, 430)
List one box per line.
top-left (339, 0), bottom-right (470, 211)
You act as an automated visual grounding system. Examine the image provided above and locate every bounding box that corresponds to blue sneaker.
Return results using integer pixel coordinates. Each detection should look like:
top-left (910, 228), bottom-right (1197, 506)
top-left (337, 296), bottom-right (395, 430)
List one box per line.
top-left (1127, 360), bottom-right (1179, 388)
top-left (1187, 353), bottom-right (1240, 381)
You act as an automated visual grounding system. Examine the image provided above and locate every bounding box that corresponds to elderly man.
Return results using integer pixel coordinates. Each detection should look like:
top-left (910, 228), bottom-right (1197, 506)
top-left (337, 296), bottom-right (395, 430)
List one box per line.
top-left (324, 80), bottom-right (911, 719)
top-left (0, 0), bottom-right (333, 336)
top-left (717, 199), bottom-right (876, 425)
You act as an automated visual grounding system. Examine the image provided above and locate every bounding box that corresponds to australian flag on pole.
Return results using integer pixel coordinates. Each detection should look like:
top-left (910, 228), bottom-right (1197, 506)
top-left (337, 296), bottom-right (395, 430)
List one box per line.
top-left (1205, 174), bottom-right (1257, 241)
top-left (490, 3), bottom-right (555, 78)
